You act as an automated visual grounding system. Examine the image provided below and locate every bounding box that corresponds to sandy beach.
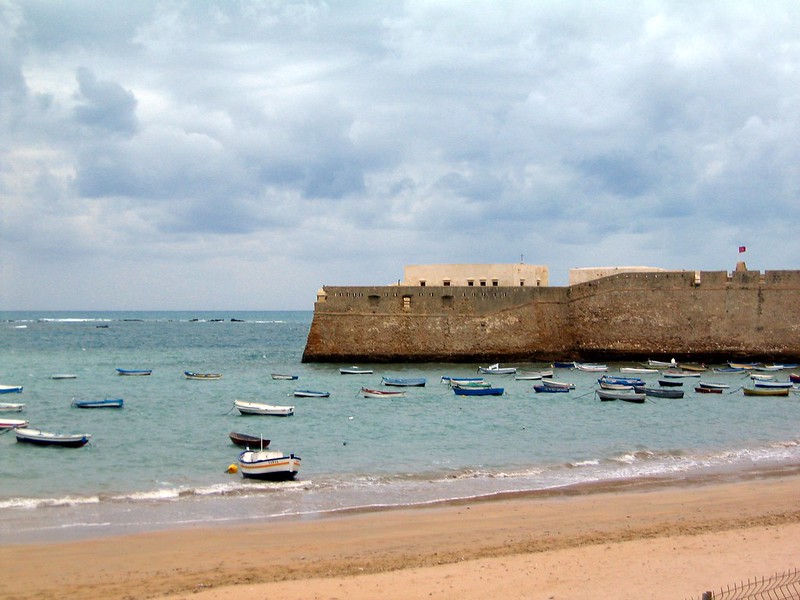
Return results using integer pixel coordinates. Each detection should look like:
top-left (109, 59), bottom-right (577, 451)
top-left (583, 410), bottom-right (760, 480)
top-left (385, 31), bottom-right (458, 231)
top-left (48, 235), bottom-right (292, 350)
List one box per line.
top-left (1, 473), bottom-right (799, 600)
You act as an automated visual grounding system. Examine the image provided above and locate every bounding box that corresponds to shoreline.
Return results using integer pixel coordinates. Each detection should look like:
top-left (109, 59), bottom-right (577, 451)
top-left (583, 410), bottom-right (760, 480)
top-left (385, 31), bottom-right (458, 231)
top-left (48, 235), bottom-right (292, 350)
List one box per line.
top-left (1, 469), bottom-right (799, 600)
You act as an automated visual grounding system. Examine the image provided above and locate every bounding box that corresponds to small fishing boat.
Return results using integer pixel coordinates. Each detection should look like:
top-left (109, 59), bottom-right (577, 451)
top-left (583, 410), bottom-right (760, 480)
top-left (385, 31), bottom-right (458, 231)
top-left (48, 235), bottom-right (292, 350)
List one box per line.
top-left (0, 385), bottom-right (23, 394)
top-left (0, 402), bottom-right (25, 412)
top-left (636, 387), bottom-right (684, 399)
top-left (477, 363), bottom-right (517, 375)
top-left (749, 373), bottom-right (774, 381)
top-left (695, 386), bottom-right (723, 394)
top-left (713, 367), bottom-right (746, 373)
top-left (51, 374), bottom-right (77, 380)
top-left (646, 359), bottom-right (677, 368)
top-left (238, 449), bottom-right (301, 480)
top-left (340, 366), bottom-right (373, 375)
top-left (753, 380), bottom-right (793, 389)
top-left (71, 398), bottom-right (124, 409)
top-left (361, 387), bottom-right (406, 398)
top-left (441, 376), bottom-right (484, 384)
top-left (542, 380), bottom-right (575, 390)
top-left (658, 379), bottom-right (684, 387)
top-left (552, 361), bottom-right (576, 369)
top-left (697, 382), bottom-right (729, 390)
top-left (742, 387), bottom-right (790, 397)
top-left (381, 377), bottom-right (427, 387)
top-left (533, 384), bottom-right (569, 393)
top-left (574, 362), bottom-right (608, 372)
top-left (599, 380), bottom-right (636, 390)
top-left (0, 418), bottom-right (29, 430)
top-left (596, 389), bottom-right (646, 403)
top-left (662, 370), bottom-right (701, 378)
top-left (271, 374), bottom-right (299, 380)
top-left (449, 379), bottom-right (492, 388)
top-left (514, 370), bottom-right (553, 380)
top-left (728, 362), bottom-right (758, 370)
top-left (15, 427), bottom-right (91, 447)
top-left (599, 375), bottom-right (645, 387)
top-left (453, 386), bottom-right (504, 396)
top-left (234, 399), bottom-right (295, 416)
top-left (229, 431), bottom-right (271, 448)
top-left (678, 363), bottom-right (707, 372)
top-left (292, 390), bottom-right (330, 398)
top-left (116, 368), bottom-right (152, 376)
top-left (790, 373), bottom-right (800, 384)
top-left (184, 371), bottom-right (222, 380)
top-left (620, 367), bottom-right (658, 374)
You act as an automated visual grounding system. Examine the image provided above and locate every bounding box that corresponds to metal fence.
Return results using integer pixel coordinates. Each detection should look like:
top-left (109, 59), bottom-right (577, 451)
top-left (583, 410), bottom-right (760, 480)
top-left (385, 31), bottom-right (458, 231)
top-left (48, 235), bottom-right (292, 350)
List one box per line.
top-left (689, 569), bottom-right (800, 600)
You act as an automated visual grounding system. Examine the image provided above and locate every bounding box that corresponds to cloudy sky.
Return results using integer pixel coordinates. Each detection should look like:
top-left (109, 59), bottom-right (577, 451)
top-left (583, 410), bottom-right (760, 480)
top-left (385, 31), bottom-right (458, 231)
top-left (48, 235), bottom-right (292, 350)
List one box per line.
top-left (1, 1), bottom-right (799, 310)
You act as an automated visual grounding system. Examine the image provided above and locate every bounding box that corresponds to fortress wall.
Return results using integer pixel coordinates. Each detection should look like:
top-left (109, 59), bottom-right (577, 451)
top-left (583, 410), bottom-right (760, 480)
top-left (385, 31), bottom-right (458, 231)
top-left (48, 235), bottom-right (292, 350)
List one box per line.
top-left (303, 286), bottom-right (571, 362)
top-left (302, 272), bottom-right (800, 363)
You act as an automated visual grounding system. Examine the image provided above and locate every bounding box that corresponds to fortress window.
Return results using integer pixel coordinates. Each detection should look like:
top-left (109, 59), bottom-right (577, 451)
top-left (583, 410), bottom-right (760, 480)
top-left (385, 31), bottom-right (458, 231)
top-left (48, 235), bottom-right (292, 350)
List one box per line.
top-left (443, 280), bottom-right (450, 286)
top-left (419, 280), bottom-right (426, 287)
top-left (467, 280), bottom-right (474, 286)
top-left (480, 280), bottom-right (486, 286)
top-left (492, 279), bottom-right (498, 286)
top-left (402, 295), bottom-right (411, 311)
top-left (520, 279), bottom-right (525, 286)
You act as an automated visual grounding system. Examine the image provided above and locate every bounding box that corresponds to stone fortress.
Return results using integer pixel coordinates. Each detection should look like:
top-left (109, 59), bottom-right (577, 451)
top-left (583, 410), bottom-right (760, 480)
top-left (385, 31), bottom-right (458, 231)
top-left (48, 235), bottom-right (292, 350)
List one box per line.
top-left (302, 262), bottom-right (800, 363)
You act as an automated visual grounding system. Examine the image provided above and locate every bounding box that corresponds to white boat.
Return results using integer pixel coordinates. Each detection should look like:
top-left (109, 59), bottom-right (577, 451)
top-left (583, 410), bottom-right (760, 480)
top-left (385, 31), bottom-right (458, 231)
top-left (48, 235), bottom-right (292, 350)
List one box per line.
top-left (0, 384), bottom-right (23, 394)
top-left (15, 427), bottom-right (91, 447)
top-left (646, 359), bottom-right (677, 368)
top-left (750, 373), bottom-right (775, 381)
top-left (541, 379), bottom-right (575, 390)
top-left (0, 402), bottom-right (25, 412)
top-left (477, 363), bottom-right (517, 375)
top-left (698, 381), bottom-right (730, 390)
top-left (0, 418), bottom-right (28, 430)
top-left (234, 399), bottom-right (294, 416)
top-left (292, 390), bottom-right (330, 398)
top-left (515, 370), bottom-right (553, 380)
top-left (184, 371), bottom-right (222, 380)
top-left (620, 367), bottom-right (658, 374)
top-left (271, 373), bottom-right (298, 380)
top-left (339, 366), bottom-right (373, 375)
top-left (361, 387), bottom-right (406, 398)
top-left (574, 362), bottom-right (608, 372)
top-left (51, 374), bottom-right (77, 380)
top-left (753, 380), bottom-right (793, 389)
top-left (662, 370), bottom-right (701, 378)
top-left (238, 449), bottom-right (301, 480)
top-left (596, 389), bottom-right (646, 403)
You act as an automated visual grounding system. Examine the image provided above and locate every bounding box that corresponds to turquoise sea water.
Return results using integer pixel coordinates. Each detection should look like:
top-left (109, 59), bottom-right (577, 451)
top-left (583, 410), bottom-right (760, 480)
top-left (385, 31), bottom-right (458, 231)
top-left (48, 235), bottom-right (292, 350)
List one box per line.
top-left (1, 311), bottom-right (799, 543)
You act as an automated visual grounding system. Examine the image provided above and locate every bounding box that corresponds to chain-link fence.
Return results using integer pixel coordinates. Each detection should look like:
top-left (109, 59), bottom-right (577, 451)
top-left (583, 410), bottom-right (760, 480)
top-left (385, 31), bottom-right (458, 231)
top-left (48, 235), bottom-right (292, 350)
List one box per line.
top-left (689, 569), bottom-right (800, 600)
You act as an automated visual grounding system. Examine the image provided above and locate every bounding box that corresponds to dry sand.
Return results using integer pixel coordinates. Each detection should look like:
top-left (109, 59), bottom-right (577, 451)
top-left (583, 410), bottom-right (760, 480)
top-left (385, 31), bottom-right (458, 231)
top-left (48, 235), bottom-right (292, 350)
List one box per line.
top-left (1, 474), bottom-right (798, 600)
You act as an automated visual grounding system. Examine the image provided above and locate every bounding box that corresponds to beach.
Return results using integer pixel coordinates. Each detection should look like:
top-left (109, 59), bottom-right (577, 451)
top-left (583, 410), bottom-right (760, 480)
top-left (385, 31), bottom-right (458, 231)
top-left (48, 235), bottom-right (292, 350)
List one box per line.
top-left (2, 472), bottom-right (798, 600)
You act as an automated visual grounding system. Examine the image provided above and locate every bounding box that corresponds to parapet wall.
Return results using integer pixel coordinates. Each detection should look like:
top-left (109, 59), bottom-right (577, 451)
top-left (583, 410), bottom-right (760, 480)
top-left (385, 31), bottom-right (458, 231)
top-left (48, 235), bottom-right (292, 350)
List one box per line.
top-left (302, 270), bottom-right (800, 362)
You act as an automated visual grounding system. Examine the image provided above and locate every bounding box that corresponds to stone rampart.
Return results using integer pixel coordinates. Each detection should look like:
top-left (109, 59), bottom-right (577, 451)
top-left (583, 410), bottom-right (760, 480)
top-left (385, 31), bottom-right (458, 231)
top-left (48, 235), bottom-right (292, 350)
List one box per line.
top-left (302, 270), bottom-right (800, 362)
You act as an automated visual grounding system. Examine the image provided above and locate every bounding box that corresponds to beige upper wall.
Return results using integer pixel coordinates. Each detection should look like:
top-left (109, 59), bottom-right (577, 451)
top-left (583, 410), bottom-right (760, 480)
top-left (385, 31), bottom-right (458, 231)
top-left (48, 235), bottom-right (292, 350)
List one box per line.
top-left (402, 264), bottom-right (549, 287)
top-left (569, 266), bottom-right (667, 285)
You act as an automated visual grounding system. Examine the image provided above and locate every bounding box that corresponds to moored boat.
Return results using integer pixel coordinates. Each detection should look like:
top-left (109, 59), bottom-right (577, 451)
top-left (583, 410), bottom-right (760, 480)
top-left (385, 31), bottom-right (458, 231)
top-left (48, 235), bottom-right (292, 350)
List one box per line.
top-left (620, 367), bottom-right (658, 374)
top-left (477, 363), bottom-right (517, 375)
top-left (271, 374), bottom-right (299, 380)
top-left (116, 368), bottom-right (152, 376)
top-left (234, 399), bottom-right (295, 416)
top-left (0, 418), bottom-right (29, 430)
top-left (0, 402), bottom-right (25, 412)
top-left (292, 390), bottom-right (330, 398)
top-left (514, 370), bottom-right (553, 380)
top-left (790, 373), bottom-right (800, 383)
top-left (71, 398), bottom-right (124, 409)
top-left (695, 386), bottom-right (723, 394)
top-left (51, 374), bottom-right (77, 380)
top-left (574, 362), bottom-right (608, 372)
top-left (184, 371), bottom-right (222, 380)
top-left (340, 366), bottom-right (373, 375)
top-left (533, 384), bottom-right (569, 393)
top-left (662, 370), bottom-right (701, 378)
top-left (453, 386), bottom-right (504, 396)
top-left (646, 359), bottom-right (677, 368)
top-left (698, 381), bottom-right (729, 390)
top-left (753, 380), bottom-right (793, 389)
top-left (635, 387), bottom-right (684, 398)
top-left (361, 387), bottom-right (406, 398)
top-left (658, 379), bottom-right (684, 387)
top-left (596, 389), bottom-right (646, 403)
top-left (0, 384), bottom-right (23, 394)
top-left (542, 379), bottom-right (575, 390)
top-left (381, 377), bottom-right (427, 387)
top-left (742, 387), bottom-right (790, 397)
top-left (238, 449), bottom-right (301, 480)
top-left (15, 427), bottom-right (91, 447)
top-left (229, 431), bottom-right (271, 448)
top-left (552, 361), bottom-right (576, 369)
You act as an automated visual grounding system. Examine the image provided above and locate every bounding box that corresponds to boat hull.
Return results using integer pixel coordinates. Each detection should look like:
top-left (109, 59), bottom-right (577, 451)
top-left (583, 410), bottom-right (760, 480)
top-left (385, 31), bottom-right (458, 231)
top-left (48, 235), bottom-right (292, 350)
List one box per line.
top-left (71, 398), bottom-right (124, 408)
top-left (15, 428), bottom-right (91, 447)
top-left (453, 386), bottom-right (504, 396)
top-left (229, 432), bottom-right (271, 448)
top-left (234, 400), bottom-right (295, 416)
top-left (238, 450), bottom-right (301, 480)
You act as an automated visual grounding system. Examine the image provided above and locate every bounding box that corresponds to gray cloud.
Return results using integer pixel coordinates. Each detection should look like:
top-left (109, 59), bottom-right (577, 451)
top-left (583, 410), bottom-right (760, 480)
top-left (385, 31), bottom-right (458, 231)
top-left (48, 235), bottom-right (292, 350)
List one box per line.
top-left (1, 1), bottom-right (799, 309)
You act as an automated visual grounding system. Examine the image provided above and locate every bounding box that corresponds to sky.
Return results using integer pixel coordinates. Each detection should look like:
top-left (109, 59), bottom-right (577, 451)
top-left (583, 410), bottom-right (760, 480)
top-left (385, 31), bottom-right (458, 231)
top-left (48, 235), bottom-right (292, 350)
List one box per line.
top-left (1, 1), bottom-right (799, 310)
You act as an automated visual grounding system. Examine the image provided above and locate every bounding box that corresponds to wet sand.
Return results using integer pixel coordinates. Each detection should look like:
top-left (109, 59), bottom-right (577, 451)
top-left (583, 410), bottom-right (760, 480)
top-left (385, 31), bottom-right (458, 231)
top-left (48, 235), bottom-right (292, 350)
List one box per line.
top-left (1, 473), bottom-right (799, 600)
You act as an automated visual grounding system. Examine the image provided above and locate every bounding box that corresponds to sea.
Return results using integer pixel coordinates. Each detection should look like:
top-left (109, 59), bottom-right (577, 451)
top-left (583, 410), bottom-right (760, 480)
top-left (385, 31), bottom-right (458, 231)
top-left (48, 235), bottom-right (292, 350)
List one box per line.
top-left (1, 311), bottom-right (799, 544)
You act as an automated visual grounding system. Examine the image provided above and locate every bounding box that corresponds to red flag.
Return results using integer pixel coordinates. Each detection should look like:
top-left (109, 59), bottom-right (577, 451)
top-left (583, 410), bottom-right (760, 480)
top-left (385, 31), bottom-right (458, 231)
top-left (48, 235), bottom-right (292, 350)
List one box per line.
top-left (738, 246), bottom-right (746, 253)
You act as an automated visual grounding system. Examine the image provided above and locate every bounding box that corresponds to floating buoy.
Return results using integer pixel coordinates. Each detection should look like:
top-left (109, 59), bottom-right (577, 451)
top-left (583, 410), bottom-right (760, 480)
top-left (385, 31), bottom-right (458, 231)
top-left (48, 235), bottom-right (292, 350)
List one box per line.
top-left (226, 464), bottom-right (238, 474)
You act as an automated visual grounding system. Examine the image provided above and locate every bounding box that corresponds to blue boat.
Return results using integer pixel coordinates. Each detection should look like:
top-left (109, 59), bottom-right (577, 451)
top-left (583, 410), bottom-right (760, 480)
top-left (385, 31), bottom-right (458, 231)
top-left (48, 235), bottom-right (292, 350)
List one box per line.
top-left (0, 385), bottom-right (23, 394)
top-left (381, 377), bottom-right (427, 387)
top-left (116, 368), bottom-right (152, 376)
top-left (71, 398), bottom-right (124, 409)
top-left (533, 385), bottom-right (570, 393)
top-left (598, 375), bottom-right (645, 386)
top-left (552, 361), bottom-right (576, 369)
top-left (453, 386), bottom-right (504, 396)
